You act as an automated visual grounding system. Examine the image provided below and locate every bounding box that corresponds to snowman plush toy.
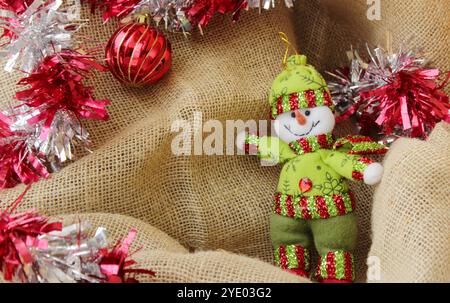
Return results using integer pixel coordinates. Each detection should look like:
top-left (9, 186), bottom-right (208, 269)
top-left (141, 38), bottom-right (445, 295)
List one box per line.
top-left (236, 54), bottom-right (386, 283)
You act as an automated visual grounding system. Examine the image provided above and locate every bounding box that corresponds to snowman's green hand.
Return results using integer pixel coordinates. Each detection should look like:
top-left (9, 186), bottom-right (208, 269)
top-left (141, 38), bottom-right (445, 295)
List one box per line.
top-left (244, 135), bottom-right (296, 164)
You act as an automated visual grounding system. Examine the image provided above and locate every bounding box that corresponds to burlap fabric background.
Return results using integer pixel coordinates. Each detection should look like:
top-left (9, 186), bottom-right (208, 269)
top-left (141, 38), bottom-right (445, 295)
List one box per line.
top-left (0, 0), bottom-right (448, 282)
top-left (369, 123), bottom-right (450, 283)
top-left (58, 213), bottom-right (308, 282)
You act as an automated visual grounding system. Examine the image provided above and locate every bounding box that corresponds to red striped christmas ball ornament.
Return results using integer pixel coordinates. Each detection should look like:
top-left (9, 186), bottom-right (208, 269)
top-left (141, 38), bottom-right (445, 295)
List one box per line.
top-left (105, 23), bottom-right (172, 86)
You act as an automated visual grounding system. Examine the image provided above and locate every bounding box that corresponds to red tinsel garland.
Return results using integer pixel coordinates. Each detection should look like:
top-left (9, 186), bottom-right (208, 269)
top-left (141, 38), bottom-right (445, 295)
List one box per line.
top-left (14, 50), bottom-right (110, 142)
top-left (360, 68), bottom-right (450, 139)
top-left (186, 0), bottom-right (248, 28)
top-left (329, 46), bottom-right (450, 141)
top-left (0, 113), bottom-right (49, 189)
top-left (0, 185), bottom-right (61, 281)
top-left (0, 0), bottom-right (34, 13)
top-left (0, 140), bottom-right (49, 189)
top-left (91, 0), bottom-right (288, 31)
top-left (0, 0), bottom-right (35, 43)
top-left (99, 228), bottom-right (156, 283)
top-left (93, 0), bottom-right (141, 21)
top-left (0, 0), bottom-right (111, 189)
top-left (0, 187), bottom-right (155, 282)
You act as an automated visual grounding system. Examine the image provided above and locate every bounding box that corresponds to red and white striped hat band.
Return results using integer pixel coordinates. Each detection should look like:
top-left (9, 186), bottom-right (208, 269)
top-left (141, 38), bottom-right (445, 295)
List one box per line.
top-left (270, 88), bottom-right (335, 119)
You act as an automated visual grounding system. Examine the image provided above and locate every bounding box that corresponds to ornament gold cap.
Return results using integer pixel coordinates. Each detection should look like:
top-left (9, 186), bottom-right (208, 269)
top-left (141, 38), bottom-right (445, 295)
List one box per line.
top-left (135, 13), bottom-right (151, 24)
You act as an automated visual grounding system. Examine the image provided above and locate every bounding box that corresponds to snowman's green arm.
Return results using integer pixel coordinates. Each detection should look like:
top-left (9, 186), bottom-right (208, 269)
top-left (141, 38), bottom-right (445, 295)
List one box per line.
top-left (318, 149), bottom-right (374, 182)
top-left (245, 135), bottom-right (297, 164)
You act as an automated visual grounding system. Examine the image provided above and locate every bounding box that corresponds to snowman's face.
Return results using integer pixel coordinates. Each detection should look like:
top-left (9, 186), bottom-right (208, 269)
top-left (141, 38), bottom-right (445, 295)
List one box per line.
top-left (274, 106), bottom-right (335, 143)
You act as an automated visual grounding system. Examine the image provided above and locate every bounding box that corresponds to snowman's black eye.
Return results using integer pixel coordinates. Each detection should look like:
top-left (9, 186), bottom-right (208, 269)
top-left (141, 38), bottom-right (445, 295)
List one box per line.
top-left (305, 110), bottom-right (311, 116)
top-left (291, 112), bottom-right (296, 118)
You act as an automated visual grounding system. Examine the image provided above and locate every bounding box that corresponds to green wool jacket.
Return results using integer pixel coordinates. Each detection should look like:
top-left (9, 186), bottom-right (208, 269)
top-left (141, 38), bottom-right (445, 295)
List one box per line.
top-left (245, 133), bottom-right (374, 220)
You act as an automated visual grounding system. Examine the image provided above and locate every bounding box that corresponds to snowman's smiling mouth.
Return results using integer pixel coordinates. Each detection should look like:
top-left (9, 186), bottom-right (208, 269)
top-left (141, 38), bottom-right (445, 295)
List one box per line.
top-left (284, 120), bottom-right (320, 137)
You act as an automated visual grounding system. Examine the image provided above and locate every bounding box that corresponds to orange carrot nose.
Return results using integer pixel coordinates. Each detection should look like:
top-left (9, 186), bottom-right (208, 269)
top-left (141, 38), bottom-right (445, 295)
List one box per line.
top-left (295, 111), bottom-right (307, 125)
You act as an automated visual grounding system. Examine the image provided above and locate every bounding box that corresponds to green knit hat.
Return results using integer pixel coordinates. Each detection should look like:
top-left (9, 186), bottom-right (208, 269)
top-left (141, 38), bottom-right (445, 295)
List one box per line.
top-left (269, 54), bottom-right (334, 119)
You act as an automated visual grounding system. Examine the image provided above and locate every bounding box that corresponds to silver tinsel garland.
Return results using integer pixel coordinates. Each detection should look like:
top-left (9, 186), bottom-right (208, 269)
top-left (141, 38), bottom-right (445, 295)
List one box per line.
top-left (0, 0), bottom-right (83, 73)
top-left (124, 0), bottom-right (294, 33)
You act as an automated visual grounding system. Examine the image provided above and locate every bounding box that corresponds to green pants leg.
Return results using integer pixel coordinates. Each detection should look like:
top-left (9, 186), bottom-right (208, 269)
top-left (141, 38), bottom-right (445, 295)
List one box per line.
top-left (310, 213), bottom-right (358, 282)
top-left (270, 214), bottom-right (312, 277)
top-left (270, 213), bottom-right (358, 281)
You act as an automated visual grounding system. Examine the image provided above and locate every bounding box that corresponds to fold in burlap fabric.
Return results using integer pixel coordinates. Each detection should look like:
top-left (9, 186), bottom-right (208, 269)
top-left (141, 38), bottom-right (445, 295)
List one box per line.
top-left (59, 214), bottom-right (309, 283)
top-left (0, 213), bottom-right (308, 283)
top-left (369, 123), bottom-right (450, 283)
top-left (0, 1), bottom-right (448, 282)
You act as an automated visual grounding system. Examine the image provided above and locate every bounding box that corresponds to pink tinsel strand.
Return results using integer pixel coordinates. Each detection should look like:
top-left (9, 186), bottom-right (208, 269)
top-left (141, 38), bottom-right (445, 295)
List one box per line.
top-left (14, 49), bottom-right (110, 142)
top-left (185, 0), bottom-right (248, 28)
top-left (0, 185), bottom-right (62, 281)
top-left (0, 113), bottom-right (49, 189)
top-left (0, 0), bottom-right (35, 43)
top-left (92, 0), bottom-right (249, 25)
top-left (0, 140), bottom-right (49, 189)
top-left (329, 46), bottom-right (450, 141)
top-left (0, 0), bottom-right (34, 14)
top-left (99, 228), bottom-right (156, 283)
top-left (0, 112), bottom-right (13, 137)
top-left (88, 0), bottom-right (142, 21)
top-left (0, 188), bottom-right (154, 282)
top-left (359, 69), bottom-right (450, 139)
